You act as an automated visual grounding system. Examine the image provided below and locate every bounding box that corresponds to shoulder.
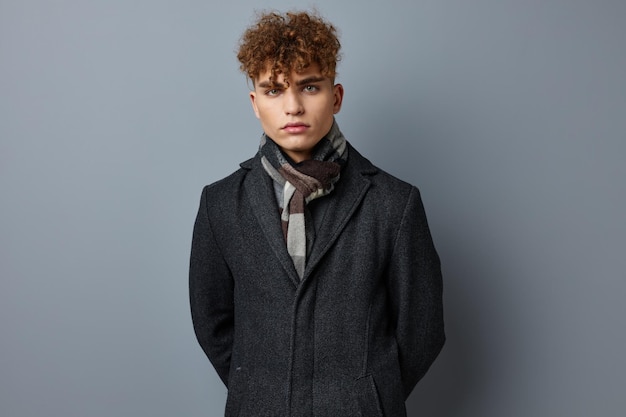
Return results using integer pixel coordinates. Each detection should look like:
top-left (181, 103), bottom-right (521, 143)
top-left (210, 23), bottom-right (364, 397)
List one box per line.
top-left (200, 154), bottom-right (259, 198)
top-left (347, 143), bottom-right (418, 200)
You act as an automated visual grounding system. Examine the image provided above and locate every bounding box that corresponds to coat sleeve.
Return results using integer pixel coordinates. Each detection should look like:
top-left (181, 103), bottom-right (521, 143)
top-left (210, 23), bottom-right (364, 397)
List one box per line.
top-left (189, 186), bottom-right (234, 386)
top-left (387, 186), bottom-right (445, 399)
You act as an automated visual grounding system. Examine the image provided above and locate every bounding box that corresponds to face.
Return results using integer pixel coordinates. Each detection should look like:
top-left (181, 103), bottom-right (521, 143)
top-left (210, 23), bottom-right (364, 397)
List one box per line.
top-left (250, 64), bottom-right (344, 162)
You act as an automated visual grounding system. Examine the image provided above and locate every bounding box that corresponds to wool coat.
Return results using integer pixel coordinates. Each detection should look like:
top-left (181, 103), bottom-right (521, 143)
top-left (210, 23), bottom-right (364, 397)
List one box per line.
top-left (189, 143), bottom-right (445, 417)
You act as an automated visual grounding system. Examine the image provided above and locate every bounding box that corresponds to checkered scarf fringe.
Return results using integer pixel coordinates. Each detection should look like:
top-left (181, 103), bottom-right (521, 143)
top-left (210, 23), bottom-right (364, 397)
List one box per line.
top-left (260, 121), bottom-right (348, 279)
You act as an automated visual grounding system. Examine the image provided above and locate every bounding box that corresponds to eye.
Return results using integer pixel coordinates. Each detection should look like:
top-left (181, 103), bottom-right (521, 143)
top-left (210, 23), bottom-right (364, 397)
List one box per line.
top-left (303, 85), bottom-right (318, 93)
top-left (265, 88), bottom-right (280, 96)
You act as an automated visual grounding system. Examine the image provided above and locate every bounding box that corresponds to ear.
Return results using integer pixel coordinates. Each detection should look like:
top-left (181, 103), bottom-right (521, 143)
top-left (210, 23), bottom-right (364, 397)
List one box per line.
top-left (249, 90), bottom-right (260, 119)
top-left (332, 83), bottom-right (344, 114)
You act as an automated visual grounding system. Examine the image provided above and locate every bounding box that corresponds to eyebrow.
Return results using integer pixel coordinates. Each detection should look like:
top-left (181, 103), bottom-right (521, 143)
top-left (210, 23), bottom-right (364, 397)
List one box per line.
top-left (257, 76), bottom-right (326, 89)
top-left (257, 80), bottom-right (282, 88)
top-left (294, 76), bottom-right (326, 86)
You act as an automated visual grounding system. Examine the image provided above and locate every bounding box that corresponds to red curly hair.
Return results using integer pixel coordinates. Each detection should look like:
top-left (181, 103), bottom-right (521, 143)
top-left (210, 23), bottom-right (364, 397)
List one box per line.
top-left (237, 11), bottom-right (341, 86)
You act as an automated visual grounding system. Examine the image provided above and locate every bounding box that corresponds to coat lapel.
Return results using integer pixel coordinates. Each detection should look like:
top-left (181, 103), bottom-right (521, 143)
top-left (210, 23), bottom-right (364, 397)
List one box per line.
top-left (303, 145), bottom-right (377, 281)
top-left (241, 155), bottom-right (302, 286)
top-left (240, 144), bottom-right (378, 286)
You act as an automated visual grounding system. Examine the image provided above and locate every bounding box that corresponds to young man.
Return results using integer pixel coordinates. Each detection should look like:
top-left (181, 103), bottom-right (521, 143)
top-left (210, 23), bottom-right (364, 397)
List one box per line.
top-left (190, 11), bottom-right (444, 417)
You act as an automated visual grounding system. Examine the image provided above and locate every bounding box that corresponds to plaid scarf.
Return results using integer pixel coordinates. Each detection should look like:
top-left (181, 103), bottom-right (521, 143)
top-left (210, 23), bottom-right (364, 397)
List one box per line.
top-left (260, 120), bottom-right (348, 279)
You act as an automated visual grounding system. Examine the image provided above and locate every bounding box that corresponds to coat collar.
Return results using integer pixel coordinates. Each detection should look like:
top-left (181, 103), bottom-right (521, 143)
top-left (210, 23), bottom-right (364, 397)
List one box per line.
top-left (240, 142), bottom-right (378, 286)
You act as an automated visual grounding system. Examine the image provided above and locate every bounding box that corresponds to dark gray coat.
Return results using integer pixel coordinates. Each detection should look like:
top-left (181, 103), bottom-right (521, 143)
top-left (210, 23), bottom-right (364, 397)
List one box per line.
top-left (190, 144), bottom-right (445, 417)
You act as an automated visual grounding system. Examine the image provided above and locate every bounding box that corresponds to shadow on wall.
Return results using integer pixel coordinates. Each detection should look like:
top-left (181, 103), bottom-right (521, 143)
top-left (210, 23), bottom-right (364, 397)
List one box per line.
top-left (403, 214), bottom-right (494, 417)
top-left (406, 242), bottom-right (487, 417)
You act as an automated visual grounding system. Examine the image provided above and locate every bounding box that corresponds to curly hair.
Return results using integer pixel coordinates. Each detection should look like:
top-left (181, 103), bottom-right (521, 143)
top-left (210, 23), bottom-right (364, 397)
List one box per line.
top-left (237, 11), bottom-right (341, 85)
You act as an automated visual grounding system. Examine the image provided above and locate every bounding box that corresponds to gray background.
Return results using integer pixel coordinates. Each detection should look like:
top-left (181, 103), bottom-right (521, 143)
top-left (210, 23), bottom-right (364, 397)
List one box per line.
top-left (1, 0), bottom-right (625, 416)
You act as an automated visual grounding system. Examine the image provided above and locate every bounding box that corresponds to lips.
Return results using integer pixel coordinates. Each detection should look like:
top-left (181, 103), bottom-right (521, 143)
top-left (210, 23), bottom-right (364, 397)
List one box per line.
top-left (282, 122), bottom-right (310, 134)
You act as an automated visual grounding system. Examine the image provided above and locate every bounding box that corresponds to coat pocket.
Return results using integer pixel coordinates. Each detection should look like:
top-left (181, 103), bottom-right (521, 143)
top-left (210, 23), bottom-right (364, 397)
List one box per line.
top-left (225, 366), bottom-right (249, 417)
top-left (353, 374), bottom-right (384, 417)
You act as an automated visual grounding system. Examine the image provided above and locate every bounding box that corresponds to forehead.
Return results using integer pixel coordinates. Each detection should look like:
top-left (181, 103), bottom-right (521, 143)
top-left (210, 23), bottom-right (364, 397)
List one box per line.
top-left (255, 63), bottom-right (329, 84)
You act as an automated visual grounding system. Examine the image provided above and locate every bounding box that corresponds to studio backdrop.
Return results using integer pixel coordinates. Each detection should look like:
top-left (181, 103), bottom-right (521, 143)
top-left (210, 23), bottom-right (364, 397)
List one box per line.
top-left (1, 1), bottom-right (625, 416)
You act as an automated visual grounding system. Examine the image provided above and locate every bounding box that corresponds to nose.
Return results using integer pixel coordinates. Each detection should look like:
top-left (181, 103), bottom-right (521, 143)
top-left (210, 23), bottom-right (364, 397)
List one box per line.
top-left (284, 89), bottom-right (304, 115)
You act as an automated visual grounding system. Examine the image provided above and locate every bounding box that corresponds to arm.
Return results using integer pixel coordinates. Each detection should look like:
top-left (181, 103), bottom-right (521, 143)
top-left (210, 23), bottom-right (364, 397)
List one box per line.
top-left (388, 186), bottom-right (445, 399)
top-left (189, 186), bottom-right (234, 386)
